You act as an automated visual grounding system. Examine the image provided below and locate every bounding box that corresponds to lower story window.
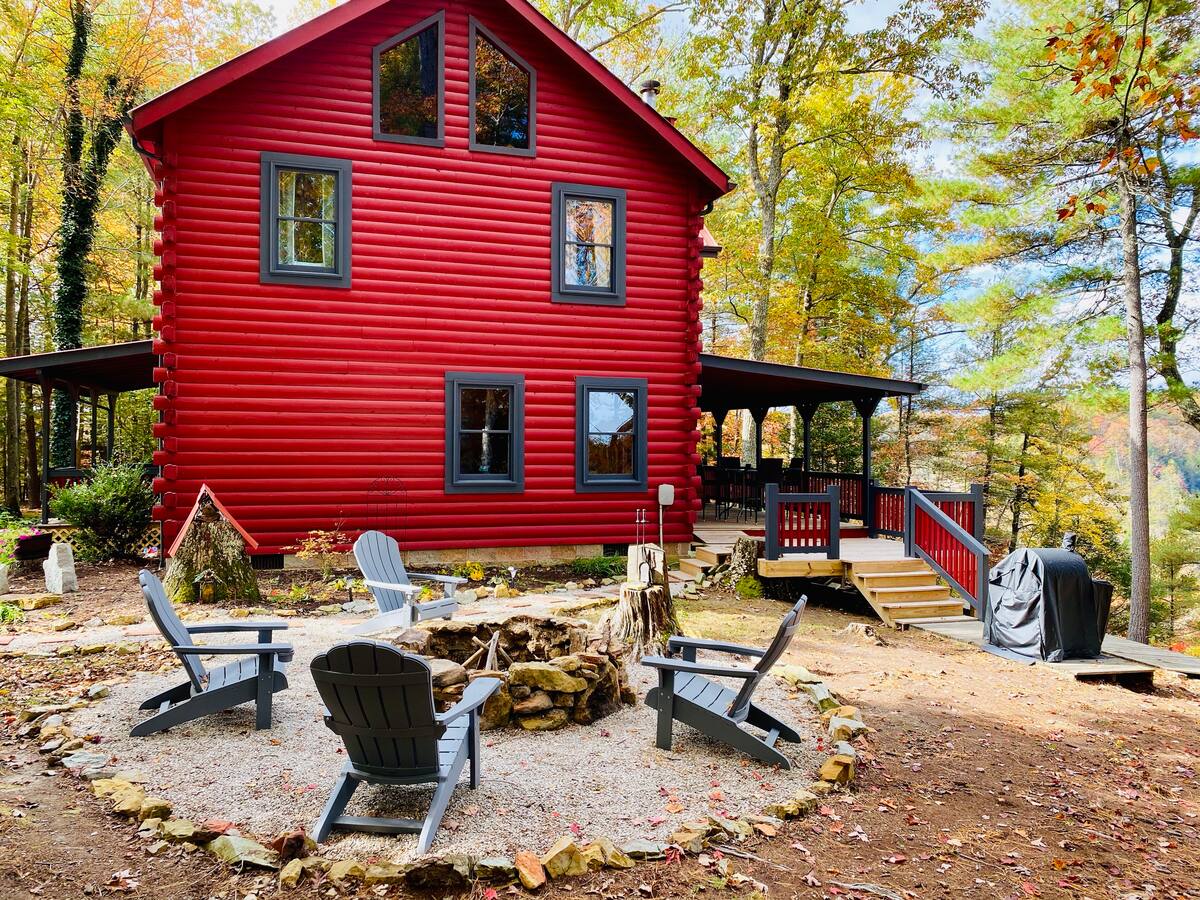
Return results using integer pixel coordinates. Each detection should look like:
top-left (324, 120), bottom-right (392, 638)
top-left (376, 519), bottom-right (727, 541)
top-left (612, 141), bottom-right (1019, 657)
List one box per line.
top-left (446, 372), bottom-right (524, 493)
top-left (576, 376), bottom-right (647, 492)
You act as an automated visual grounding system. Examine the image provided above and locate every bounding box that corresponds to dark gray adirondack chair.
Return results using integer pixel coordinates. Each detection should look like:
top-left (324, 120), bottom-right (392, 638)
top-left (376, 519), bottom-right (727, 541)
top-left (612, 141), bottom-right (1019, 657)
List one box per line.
top-left (351, 530), bottom-right (463, 635)
top-left (310, 641), bottom-right (500, 853)
top-left (642, 595), bottom-right (808, 769)
top-left (132, 570), bottom-right (292, 737)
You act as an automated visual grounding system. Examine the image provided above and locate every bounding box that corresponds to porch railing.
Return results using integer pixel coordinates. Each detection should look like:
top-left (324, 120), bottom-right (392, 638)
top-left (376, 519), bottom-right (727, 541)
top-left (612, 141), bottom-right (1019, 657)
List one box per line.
top-left (903, 487), bottom-right (989, 612)
top-left (764, 483), bottom-right (840, 560)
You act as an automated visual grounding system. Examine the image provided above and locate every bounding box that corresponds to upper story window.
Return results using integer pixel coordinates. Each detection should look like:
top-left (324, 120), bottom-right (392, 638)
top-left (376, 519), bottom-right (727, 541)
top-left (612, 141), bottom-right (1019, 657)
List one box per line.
top-left (374, 11), bottom-right (445, 146)
top-left (575, 376), bottom-right (647, 492)
top-left (445, 371), bottom-right (525, 493)
top-left (469, 19), bottom-right (535, 156)
top-left (260, 152), bottom-right (352, 288)
top-left (551, 183), bottom-right (626, 305)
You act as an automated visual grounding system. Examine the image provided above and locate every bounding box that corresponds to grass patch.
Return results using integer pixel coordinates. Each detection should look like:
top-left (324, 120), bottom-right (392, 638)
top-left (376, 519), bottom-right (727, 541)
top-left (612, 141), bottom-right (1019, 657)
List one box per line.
top-left (568, 555), bottom-right (626, 579)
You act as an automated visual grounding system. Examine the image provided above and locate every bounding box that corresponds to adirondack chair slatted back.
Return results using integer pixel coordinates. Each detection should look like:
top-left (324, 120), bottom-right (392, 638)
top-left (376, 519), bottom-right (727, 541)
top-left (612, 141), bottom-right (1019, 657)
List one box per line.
top-left (139, 570), bottom-right (207, 690)
top-left (354, 531), bottom-right (412, 614)
top-left (311, 641), bottom-right (443, 778)
top-left (727, 595), bottom-right (808, 720)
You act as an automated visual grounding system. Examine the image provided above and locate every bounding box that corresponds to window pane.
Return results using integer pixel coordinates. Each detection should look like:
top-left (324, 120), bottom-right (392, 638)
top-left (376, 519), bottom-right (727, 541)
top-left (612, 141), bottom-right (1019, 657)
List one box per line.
top-left (379, 23), bottom-right (439, 138)
top-left (278, 170), bottom-right (336, 220)
top-left (279, 220), bottom-right (335, 268)
top-left (564, 198), bottom-right (613, 244)
top-left (461, 432), bottom-right (511, 476)
top-left (588, 433), bottom-right (633, 476)
top-left (460, 387), bottom-right (511, 431)
top-left (473, 32), bottom-right (530, 149)
top-left (588, 389), bottom-right (635, 434)
top-left (564, 244), bottom-right (612, 289)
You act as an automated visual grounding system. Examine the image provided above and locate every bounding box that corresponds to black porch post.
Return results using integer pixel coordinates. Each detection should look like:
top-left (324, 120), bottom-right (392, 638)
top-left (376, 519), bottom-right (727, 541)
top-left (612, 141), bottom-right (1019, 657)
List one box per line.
top-left (797, 402), bottom-right (818, 491)
top-left (750, 406), bottom-right (769, 468)
top-left (854, 396), bottom-right (881, 534)
top-left (89, 388), bottom-right (98, 468)
top-left (714, 409), bottom-right (728, 460)
top-left (39, 375), bottom-right (51, 523)
top-left (106, 393), bottom-right (117, 462)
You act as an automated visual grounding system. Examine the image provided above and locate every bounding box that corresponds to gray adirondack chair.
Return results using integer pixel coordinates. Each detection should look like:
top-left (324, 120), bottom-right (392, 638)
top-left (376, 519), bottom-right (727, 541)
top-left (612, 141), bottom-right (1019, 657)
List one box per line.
top-left (132, 570), bottom-right (292, 737)
top-left (310, 641), bottom-right (500, 852)
top-left (351, 530), bottom-right (463, 635)
top-left (642, 595), bottom-right (808, 769)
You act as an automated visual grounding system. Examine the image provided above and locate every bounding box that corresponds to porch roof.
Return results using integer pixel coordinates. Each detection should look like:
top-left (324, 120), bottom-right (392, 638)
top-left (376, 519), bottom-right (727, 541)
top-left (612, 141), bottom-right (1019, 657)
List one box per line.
top-left (698, 354), bottom-right (924, 412)
top-left (0, 341), bottom-right (156, 394)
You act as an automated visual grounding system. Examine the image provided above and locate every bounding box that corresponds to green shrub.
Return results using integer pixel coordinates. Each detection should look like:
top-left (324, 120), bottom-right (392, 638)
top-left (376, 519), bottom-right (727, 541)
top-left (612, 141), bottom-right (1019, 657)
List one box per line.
top-left (568, 555), bottom-right (626, 579)
top-left (50, 462), bottom-right (154, 561)
top-left (734, 576), bottom-right (765, 599)
top-left (0, 602), bottom-right (22, 625)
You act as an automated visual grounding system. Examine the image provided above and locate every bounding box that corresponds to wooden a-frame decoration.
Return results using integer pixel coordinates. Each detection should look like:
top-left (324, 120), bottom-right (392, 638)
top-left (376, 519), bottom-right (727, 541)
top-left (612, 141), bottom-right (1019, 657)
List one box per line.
top-left (163, 484), bottom-right (262, 605)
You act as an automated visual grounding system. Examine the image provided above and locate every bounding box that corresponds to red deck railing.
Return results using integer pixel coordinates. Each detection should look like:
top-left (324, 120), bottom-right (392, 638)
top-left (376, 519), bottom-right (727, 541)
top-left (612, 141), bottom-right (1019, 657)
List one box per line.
top-left (764, 483), bottom-right (840, 560)
top-left (904, 487), bottom-right (988, 611)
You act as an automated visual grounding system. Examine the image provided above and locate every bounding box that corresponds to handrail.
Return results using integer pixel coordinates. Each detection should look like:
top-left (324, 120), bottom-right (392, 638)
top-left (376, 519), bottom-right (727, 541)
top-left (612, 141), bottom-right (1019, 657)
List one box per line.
top-left (764, 483), bottom-right (840, 561)
top-left (904, 487), bottom-right (989, 611)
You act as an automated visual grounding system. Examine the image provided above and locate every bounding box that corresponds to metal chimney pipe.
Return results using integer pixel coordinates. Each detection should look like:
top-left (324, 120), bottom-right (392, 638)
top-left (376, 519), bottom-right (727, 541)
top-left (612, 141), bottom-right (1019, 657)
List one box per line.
top-left (639, 79), bottom-right (662, 108)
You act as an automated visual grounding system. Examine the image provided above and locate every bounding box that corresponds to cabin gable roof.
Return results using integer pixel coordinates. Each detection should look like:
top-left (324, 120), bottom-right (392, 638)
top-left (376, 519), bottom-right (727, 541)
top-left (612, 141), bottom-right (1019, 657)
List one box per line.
top-left (129, 0), bottom-right (730, 198)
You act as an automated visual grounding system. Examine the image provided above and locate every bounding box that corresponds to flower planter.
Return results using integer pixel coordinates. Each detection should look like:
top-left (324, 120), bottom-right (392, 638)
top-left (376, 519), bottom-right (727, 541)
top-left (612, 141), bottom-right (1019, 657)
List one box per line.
top-left (14, 532), bottom-right (52, 561)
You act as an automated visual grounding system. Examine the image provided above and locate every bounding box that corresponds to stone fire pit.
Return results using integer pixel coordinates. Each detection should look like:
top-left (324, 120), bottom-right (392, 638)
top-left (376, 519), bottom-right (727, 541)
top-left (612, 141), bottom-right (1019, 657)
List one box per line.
top-left (392, 614), bottom-right (634, 731)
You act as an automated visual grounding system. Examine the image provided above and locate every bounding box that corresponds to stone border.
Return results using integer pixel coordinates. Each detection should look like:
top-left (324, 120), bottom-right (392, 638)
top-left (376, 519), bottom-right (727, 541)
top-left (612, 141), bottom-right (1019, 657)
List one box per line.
top-left (18, 656), bottom-right (871, 894)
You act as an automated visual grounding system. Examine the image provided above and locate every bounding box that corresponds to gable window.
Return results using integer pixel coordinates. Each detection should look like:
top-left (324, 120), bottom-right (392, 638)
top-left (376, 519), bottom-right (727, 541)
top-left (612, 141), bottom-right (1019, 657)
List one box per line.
top-left (374, 11), bottom-right (444, 145)
top-left (576, 376), bottom-right (647, 492)
top-left (446, 372), bottom-right (525, 493)
top-left (551, 183), bottom-right (626, 305)
top-left (469, 19), bottom-right (535, 155)
top-left (260, 153), bottom-right (352, 287)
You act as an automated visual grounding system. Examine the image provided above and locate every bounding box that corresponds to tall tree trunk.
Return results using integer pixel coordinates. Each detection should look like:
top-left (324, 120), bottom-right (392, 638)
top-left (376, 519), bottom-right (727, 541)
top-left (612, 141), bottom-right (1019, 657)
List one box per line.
top-left (1008, 430), bottom-right (1030, 553)
top-left (1117, 167), bottom-right (1152, 644)
top-left (3, 155), bottom-right (21, 510)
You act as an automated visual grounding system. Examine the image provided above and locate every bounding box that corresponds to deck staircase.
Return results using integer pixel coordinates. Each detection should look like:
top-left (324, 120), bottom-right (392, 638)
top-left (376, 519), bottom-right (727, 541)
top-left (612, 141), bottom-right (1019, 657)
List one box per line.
top-left (678, 543), bottom-right (733, 582)
top-left (847, 558), bottom-right (969, 627)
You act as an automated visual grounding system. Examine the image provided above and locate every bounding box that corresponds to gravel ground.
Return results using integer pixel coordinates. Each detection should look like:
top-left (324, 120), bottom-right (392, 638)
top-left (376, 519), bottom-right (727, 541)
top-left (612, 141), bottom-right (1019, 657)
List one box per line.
top-left (73, 618), bottom-right (824, 862)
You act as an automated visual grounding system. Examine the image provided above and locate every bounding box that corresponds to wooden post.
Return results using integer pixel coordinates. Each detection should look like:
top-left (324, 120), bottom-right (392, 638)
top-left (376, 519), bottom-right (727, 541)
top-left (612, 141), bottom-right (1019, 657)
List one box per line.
top-left (106, 393), bottom-right (116, 461)
top-left (38, 375), bottom-right (50, 523)
top-left (854, 396), bottom-right (880, 535)
top-left (797, 402), bottom-right (818, 490)
top-left (89, 388), bottom-right (98, 468)
top-left (750, 406), bottom-right (768, 468)
top-left (764, 482), bottom-right (779, 560)
top-left (713, 408), bottom-right (728, 460)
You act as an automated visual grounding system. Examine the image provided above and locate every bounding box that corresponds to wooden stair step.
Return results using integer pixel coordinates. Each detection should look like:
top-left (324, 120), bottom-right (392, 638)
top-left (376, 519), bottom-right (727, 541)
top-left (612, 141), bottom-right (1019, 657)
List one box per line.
top-left (855, 571), bottom-right (939, 588)
top-left (678, 558), bottom-right (712, 580)
top-left (850, 558), bottom-right (927, 574)
top-left (895, 615), bottom-right (977, 627)
top-left (879, 600), bottom-right (967, 625)
top-left (694, 545), bottom-right (732, 566)
top-left (870, 584), bottom-right (952, 602)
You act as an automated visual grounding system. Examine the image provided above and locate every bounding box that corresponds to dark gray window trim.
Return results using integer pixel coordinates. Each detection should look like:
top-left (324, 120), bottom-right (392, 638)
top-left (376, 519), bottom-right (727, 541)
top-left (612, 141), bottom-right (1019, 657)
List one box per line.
top-left (445, 371), bottom-right (525, 494)
top-left (575, 376), bottom-right (647, 493)
top-left (468, 17), bottom-right (536, 158)
top-left (259, 152), bottom-right (352, 289)
top-left (551, 182), bottom-right (627, 306)
top-left (372, 10), bottom-right (446, 147)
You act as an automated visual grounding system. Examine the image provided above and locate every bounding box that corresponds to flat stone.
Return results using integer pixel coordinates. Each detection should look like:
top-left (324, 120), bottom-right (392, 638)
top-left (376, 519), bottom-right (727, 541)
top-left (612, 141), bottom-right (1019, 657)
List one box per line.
top-left (583, 837), bottom-right (635, 869)
top-left (514, 851), bottom-right (546, 889)
top-left (111, 787), bottom-right (147, 817)
top-left (834, 740), bottom-right (857, 759)
top-left (580, 842), bottom-right (606, 871)
top-left (475, 856), bottom-right (518, 884)
top-left (508, 661), bottom-right (587, 693)
top-left (92, 777), bottom-right (135, 799)
top-left (515, 708), bottom-right (569, 731)
top-left (621, 839), bottom-right (668, 860)
top-left (18, 594), bottom-right (60, 611)
top-left (363, 862), bottom-right (407, 885)
top-left (50, 619), bottom-right (77, 632)
top-left (139, 797), bottom-right (172, 822)
top-left (78, 643), bottom-right (107, 655)
top-left (86, 684), bottom-right (111, 700)
top-left (428, 657), bottom-right (468, 688)
top-left (669, 827), bottom-right (707, 854)
top-left (327, 860), bottom-right (366, 884)
top-left (404, 854), bottom-right (472, 890)
top-left (799, 681), bottom-right (840, 712)
top-left (774, 664), bottom-right (823, 685)
top-left (453, 588), bottom-right (479, 604)
top-left (206, 834), bottom-right (279, 870)
top-left (279, 858), bottom-right (304, 888)
top-left (541, 836), bottom-right (588, 879)
top-left (819, 704), bottom-right (859, 724)
top-left (511, 690), bottom-right (553, 715)
top-left (828, 715), bottom-right (868, 742)
top-left (104, 614), bottom-right (141, 626)
top-left (60, 750), bottom-right (109, 771)
top-left (315, 604), bottom-right (342, 615)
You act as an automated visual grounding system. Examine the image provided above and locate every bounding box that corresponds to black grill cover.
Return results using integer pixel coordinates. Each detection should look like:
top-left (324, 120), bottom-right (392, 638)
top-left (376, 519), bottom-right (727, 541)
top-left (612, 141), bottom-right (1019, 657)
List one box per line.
top-left (984, 548), bottom-right (1111, 661)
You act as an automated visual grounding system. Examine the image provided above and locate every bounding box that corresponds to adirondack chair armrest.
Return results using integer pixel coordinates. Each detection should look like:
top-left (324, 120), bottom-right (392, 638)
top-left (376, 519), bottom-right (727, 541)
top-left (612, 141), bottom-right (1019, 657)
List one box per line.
top-left (174, 643), bottom-right (293, 661)
top-left (666, 636), bottom-right (766, 658)
top-left (185, 622), bottom-right (289, 634)
top-left (363, 579), bottom-right (423, 594)
top-left (408, 571), bottom-right (467, 586)
top-left (439, 677), bottom-right (502, 725)
top-left (640, 655), bottom-right (759, 679)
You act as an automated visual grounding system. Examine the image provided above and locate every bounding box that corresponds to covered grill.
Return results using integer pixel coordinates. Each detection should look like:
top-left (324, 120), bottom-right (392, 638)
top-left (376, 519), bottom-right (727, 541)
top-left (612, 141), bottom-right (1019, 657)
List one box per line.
top-left (984, 536), bottom-right (1113, 662)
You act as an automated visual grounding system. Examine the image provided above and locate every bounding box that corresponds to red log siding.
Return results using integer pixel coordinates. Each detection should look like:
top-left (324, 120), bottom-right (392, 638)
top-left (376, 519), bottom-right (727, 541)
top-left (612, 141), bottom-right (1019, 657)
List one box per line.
top-left (148, 0), bottom-right (712, 554)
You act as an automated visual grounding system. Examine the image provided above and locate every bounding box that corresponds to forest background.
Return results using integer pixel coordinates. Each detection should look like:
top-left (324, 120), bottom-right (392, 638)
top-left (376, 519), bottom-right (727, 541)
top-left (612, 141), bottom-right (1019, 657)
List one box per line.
top-left (1, 0), bottom-right (1198, 645)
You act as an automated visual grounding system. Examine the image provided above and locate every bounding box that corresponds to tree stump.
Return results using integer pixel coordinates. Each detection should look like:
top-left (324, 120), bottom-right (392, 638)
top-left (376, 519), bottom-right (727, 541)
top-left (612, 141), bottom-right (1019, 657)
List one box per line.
top-left (727, 536), bottom-right (761, 586)
top-left (608, 582), bottom-right (679, 659)
top-left (163, 493), bottom-right (261, 604)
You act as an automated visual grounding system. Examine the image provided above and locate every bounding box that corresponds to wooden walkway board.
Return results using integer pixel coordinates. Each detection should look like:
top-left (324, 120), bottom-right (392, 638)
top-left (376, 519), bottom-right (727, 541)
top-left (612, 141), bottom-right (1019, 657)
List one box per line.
top-left (912, 619), bottom-right (1156, 681)
top-left (1101, 635), bottom-right (1200, 678)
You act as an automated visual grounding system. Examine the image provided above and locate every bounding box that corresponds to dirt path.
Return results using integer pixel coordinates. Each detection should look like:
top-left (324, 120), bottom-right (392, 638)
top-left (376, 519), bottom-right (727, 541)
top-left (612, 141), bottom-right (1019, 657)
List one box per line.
top-left (2, 584), bottom-right (1198, 898)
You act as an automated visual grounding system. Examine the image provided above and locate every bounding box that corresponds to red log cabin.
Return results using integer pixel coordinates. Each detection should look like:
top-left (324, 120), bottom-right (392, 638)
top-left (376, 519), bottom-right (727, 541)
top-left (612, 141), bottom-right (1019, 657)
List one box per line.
top-left (0, 0), bottom-right (938, 574)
